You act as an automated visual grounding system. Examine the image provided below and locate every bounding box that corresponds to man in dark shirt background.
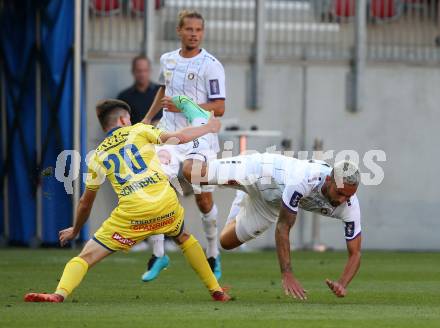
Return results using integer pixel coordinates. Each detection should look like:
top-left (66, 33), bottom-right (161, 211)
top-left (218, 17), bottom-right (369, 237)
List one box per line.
top-left (118, 55), bottom-right (162, 125)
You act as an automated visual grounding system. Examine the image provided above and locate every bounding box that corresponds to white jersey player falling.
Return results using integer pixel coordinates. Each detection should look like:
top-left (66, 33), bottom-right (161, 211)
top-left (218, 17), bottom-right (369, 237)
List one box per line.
top-left (208, 153), bottom-right (361, 243)
top-left (158, 48), bottom-right (225, 153)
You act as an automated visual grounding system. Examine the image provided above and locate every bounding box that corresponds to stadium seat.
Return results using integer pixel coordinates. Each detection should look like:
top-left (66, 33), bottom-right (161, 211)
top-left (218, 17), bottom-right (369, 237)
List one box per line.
top-left (131, 0), bottom-right (144, 15)
top-left (332, 0), bottom-right (356, 19)
top-left (90, 0), bottom-right (121, 15)
top-left (130, 0), bottom-right (164, 15)
top-left (370, 0), bottom-right (403, 20)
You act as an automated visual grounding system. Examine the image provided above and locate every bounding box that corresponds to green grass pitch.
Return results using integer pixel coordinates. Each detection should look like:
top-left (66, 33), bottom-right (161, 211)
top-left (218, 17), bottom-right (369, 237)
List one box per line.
top-left (0, 249), bottom-right (439, 327)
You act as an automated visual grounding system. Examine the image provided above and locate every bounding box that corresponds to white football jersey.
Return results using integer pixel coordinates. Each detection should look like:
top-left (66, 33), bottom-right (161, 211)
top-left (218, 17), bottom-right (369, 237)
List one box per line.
top-left (157, 48), bottom-right (225, 138)
top-left (211, 153), bottom-right (361, 240)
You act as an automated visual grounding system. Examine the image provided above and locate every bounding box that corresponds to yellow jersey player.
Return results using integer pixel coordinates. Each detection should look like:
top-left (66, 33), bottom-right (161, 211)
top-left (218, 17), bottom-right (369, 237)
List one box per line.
top-left (24, 99), bottom-right (230, 303)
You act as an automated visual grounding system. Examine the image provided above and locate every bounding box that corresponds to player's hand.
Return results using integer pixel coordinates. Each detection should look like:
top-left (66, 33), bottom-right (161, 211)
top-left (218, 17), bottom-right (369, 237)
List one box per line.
top-left (206, 115), bottom-right (221, 133)
top-left (325, 279), bottom-right (347, 297)
top-left (59, 227), bottom-right (77, 247)
top-left (161, 96), bottom-right (179, 112)
top-left (281, 272), bottom-right (307, 300)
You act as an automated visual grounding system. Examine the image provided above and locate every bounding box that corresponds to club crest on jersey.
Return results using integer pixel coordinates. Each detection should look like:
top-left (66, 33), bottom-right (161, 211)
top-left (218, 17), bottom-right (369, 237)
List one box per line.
top-left (187, 73), bottom-right (195, 80)
top-left (321, 208), bottom-right (329, 215)
top-left (344, 222), bottom-right (355, 238)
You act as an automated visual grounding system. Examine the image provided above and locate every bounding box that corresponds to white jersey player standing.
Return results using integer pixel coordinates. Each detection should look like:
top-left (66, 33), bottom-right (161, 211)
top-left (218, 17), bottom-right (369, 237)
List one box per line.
top-left (141, 10), bottom-right (226, 281)
top-left (182, 150), bottom-right (362, 300)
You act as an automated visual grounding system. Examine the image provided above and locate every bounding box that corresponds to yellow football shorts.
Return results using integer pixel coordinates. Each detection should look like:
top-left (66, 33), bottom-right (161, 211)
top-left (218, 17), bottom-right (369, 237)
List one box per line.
top-left (93, 204), bottom-right (185, 252)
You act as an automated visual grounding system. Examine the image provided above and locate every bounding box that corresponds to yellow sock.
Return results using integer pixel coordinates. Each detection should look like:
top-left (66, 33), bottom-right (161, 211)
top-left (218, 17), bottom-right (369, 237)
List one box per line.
top-left (179, 235), bottom-right (221, 293)
top-left (55, 256), bottom-right (89, 299)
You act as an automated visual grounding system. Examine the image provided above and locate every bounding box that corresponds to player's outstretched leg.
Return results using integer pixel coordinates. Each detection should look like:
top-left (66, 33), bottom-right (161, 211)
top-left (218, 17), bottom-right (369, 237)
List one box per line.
top-left (142, 234), bottom-right (170, 282)
top-left (220, 218), bottom-right (243, 250)
top-left (173, 231), bottom-right (230, 302)
top-left (172, 95), bottom-right (210, 124)
top-left (219, 191), bottom-right (248, 250)
top-left (24, 239), bottom-right (112, 303)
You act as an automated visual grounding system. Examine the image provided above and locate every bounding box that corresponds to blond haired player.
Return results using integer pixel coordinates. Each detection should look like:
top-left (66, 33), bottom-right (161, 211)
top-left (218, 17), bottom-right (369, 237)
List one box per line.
top-left (24, 99), bottom-right (230, 303)
top-left (142, 10), bottom-right (225, 281)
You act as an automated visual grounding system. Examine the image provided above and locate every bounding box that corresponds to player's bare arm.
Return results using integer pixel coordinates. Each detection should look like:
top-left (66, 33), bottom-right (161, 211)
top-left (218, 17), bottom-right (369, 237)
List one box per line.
top-left (59, 189), bottom-right (97, 246)
top-left (142, 86), bottom-right (165, 124)
top-left (197, 99), bottom-right (225, 117)
top-left (326, 234), bottom-right (362, 297)
top-left (159, 115), bottom-right (220, 145)
top-left (275, 204), bottom-right (307, 300)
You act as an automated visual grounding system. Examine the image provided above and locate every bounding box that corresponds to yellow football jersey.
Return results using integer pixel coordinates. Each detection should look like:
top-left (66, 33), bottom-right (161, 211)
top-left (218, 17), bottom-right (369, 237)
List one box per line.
top-left (85, 123), bottom-right (179, 217)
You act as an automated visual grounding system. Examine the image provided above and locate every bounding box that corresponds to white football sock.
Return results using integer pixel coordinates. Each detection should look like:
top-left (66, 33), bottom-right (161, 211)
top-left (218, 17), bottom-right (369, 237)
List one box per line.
top-left (201, 204), bottom-right (219, 259)
top-left (150, 234), bottom-right (165, 258)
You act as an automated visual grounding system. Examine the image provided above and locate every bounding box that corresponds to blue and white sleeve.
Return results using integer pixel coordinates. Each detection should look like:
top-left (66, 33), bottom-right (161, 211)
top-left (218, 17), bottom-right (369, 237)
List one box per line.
top-left (281, 183), bottom-right (307, 214)
top-left (341, 195), bottom-right (362, 240)
top-left (204, 60), bottom-right (226, 101)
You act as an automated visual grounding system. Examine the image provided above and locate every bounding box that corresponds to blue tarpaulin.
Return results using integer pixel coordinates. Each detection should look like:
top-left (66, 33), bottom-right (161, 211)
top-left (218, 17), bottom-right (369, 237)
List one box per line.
top-left (1, 1), bottom-right (38, 245)
top-left (40, 1), bottom-right (75, 244)
top-left (0, 0), bottom-right (86, 245)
